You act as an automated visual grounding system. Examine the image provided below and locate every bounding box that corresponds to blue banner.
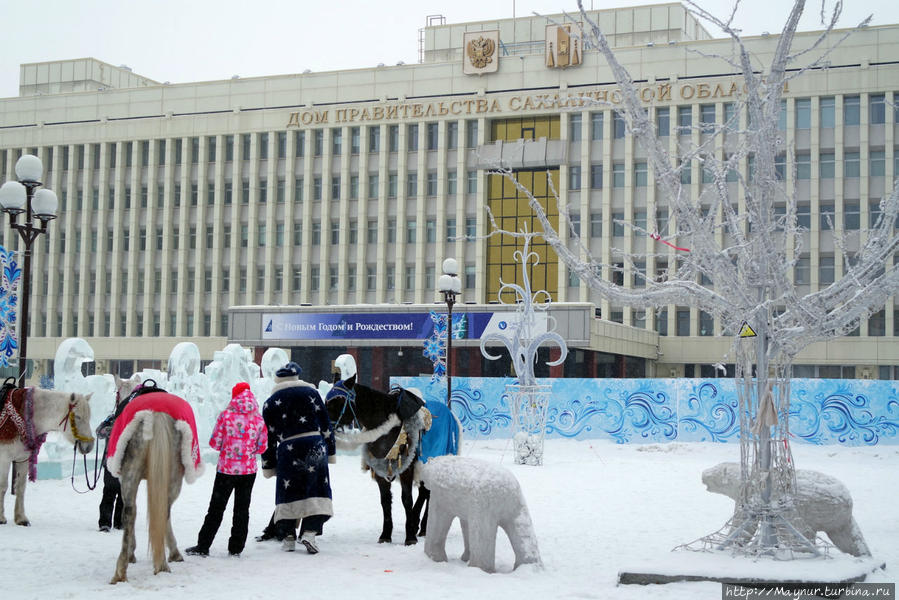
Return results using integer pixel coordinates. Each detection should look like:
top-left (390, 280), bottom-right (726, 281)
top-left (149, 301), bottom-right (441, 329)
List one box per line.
top-left (262, 311), bottom-right (498, 341)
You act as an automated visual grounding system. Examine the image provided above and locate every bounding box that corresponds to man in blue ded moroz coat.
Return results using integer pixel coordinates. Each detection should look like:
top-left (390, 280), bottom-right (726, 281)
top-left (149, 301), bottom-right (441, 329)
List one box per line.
top-left (261, 362), bottom-right (336, 554)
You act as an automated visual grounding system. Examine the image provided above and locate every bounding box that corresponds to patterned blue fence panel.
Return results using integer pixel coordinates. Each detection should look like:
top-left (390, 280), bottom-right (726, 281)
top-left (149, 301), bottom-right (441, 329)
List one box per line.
top-left (391, 376), bottom-right (899, 446)
top-left (676, 378), bottom-right (742, 443)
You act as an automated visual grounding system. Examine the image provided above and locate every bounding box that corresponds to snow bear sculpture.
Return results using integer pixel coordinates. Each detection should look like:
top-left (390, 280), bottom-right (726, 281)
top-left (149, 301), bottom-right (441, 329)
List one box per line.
top-left (420, 456), bottom-right (541, 573)
top-left (702, 462), bottom-right (870, 557)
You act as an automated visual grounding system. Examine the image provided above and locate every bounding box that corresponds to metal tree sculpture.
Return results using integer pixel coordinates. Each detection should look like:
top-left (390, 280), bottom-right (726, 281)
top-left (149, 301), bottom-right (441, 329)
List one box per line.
top-left (480, 229), bottom-right (568, 465)
top-left (486, 0), bottom-right (892, 556)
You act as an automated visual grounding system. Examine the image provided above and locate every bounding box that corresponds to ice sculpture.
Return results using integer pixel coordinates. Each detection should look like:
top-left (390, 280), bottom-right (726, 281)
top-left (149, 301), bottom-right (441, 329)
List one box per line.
top-left (421, 455), bottom-right (541, 573)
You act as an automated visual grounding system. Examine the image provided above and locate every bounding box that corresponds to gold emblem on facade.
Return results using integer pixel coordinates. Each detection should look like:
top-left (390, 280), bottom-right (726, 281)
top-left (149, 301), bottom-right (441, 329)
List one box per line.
top-left (463, 30), bottom-right (500, 75)
top-left (546, 24), bottom-right (582, 68)
top-left (467, 36), bottom-right (496, 69)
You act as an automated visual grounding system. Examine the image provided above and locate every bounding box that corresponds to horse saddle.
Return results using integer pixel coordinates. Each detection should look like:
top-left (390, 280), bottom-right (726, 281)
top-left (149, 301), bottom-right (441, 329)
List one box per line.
top-left (0, 387), bottom-right (28, 442)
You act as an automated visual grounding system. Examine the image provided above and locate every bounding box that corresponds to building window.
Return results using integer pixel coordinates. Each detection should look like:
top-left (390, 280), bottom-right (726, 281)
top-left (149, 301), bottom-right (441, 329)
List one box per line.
top-left (466, 120), bottom-right (478, 147)
top-left (775, 153), bottom-right (786, 181)
top-left (819, 255), bottom-right (835, 285)
top-left (447, 217), bottom-right (456, 239)
top-left (590, 212), bottom-right (602, 237)
top-left (311, 222), bottom-right (321, 245)
top-left (331, 128), bottom-right (342, 155)
top-left (844, 201), bottom-right (860, 230)
top-left (350, 175), bottom-right (359, 199)
top-left (868, 93), bottom-right (886, 125)
top-left (407, 124), bottom-right (419, 151)
top-left (634, 162), bottom-right (647, 187)
top-left (794, 255), bottom-right (810, 284)
top-left (869, 310), bottom-right (886, 336)
top-left (777, 100), bottom-right (787, 131)
top-left (368, 173), bottom-right (379, 198)
top-left (405, 266), bottom-right (415, 290)
top-left (569, 114), bottom-right (582, 141)
top-left (313, 130), bottom-right (323, 156)
top-left (843, 95), bottom-right (860, 126)
top-left (676, 308), bottom-right (690, 336)
top-left (466, 170), bottom-right (477, 194)
top-left (387, 219), bottom-right (396, 243)
top-left (388, 125), bottom-right (399, 152)
top-left (367, 219), bottom-right (378, 244)
top-left (313, 177), bottom-right (322, 200)
top-left (368, 127), bottom-right (380, 153)
top-left (426, 172), bottom-right (437, 196)
top-left (796, 152), bottom-right (811, 179)
top-left (699, 104), bottom-right (715, 129)
top-left (795, 98), bottom-right (811, 129)
top-left (331, 176), bottom-right (340, 199)
top-left (465, 265), bottom-right (476, 289)
top-left (870, 150), bottom-right (886, 176)
top-left (350, 127), bottom-right (360, 154)
top-left (465, 217), bottom-right (476, 238)
top-left (277, 131), bottom-right (287, 158)
top-left (367, 267), bottom-right (377, 291)
top-left (447, 170), bottom-right (457, 195)
top-left (406, 219), bottom-right (417, 243)
top-left (568, 166), bottom-right (581, 190)
top-left (656, 107), bottom-right (669, 137)
top-left (591, 112), bottom-right (603, 140)
top-left (590, 164), bottom-right (603, 189)
top-left (331, 220), bottom-right (340, 245)
top-left (844, 152), bottom-right (860, 178)
top-left (820, 96), bottom-right (835, 128)
top-left (612, 163), bottom-right (625, 188)
top-left (680, 160), bottom-right (692, 185)
top-left (613, 112), bottom-right (626, 139)
top-left (426, 122), bottom-right (438, 150)
top-left (330, 268), bottom-right (339, 291)
top-left (295, 131), bottom-right (305, 156)
top-left (311, 267), bottom-right (320, 291)
top-left (406, 172), bottom-right (418, 197)
top-left (386, 266), bottom-right (395, 290)
top-left (426, 219), bottom-right (436, 243)
top-left (699, 311), bottom-right (714, 336)
top-left (677, 106), bottom-right (692, 132)
top-left (819, 152), bottom-right (835, 178)
top-left (612, 212), bottom-right (625, 236)
top-left (447, 122), bottom-right (458, 149)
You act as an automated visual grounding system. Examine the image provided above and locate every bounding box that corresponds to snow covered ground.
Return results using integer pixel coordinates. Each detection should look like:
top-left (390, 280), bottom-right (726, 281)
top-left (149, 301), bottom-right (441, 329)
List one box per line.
top-left (1, 438), bottom-right (894, 599)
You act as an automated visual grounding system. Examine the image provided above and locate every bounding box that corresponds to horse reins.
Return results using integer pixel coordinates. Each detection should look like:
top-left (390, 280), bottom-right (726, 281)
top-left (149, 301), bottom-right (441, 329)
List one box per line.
top-left (335, 385), bottom-right (361, 431)
top-left (60, 392), bottom-right (102, 493)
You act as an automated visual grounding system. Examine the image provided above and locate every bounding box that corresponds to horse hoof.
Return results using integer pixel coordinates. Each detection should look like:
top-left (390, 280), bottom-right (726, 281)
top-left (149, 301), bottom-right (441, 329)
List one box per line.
top-left (153, 564), bottom-right (171, 575)
top-left (0, 517), bottom-right (6, 525)
top-left (378, 537), bottom-right (391, 544)
top-left (16, 520), bottom-right (30, 527)
top-left (128, 555), bottom-right (137, 564)
top-left (417, 529), bottom-right (427, 537)
top-left (404, 538), bottom-right (418, 546)
top-left (170, 553), bottom-right (184, 563)
top-left (110, 575), bottom-right (127, 585)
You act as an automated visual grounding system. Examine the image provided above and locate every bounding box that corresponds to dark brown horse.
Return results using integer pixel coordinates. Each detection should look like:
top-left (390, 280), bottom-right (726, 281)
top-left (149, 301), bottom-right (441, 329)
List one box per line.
top-left (326, 376), bottom-right (427, 545)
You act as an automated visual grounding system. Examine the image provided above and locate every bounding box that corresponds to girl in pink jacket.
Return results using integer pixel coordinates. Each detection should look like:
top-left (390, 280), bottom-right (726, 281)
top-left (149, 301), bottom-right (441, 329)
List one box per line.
top-left (186, 382), bottom-right (267, 557)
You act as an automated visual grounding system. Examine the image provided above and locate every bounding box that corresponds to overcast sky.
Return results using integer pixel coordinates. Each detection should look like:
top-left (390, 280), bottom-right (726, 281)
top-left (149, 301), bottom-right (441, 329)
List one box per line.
top-left (2, 0), bottom-right (897, 99)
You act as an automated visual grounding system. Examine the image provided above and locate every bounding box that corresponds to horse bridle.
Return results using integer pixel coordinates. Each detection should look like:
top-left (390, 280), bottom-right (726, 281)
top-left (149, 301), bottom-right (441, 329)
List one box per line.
top-left (332, 382), bottom-right (361, 431)
top-left (59, 392), bottom-right (102, 493)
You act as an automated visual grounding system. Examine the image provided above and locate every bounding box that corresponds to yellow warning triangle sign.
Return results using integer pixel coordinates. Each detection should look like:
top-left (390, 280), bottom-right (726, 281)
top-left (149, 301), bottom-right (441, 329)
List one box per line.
top-left (739, 322), bottom-right (757, 338)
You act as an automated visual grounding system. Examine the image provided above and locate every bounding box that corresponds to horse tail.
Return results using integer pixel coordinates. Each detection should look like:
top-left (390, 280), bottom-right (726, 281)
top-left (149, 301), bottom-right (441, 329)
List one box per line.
top-left (146, 413), bottom-right (173, 568)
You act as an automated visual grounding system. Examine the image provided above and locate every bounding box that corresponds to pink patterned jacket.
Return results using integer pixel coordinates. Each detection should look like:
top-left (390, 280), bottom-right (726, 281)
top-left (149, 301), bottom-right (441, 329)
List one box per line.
top-left (209, 386), bottom-right (268, 475)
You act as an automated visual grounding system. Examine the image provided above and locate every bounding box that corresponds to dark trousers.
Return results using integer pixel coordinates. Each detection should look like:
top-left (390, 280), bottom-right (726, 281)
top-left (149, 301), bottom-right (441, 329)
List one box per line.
top-left (196, 471), bottom-right (256, 555)
top-left (276, 513), bottom-right (328, 539)
top-left (98, 468), bottom-right (123, 529)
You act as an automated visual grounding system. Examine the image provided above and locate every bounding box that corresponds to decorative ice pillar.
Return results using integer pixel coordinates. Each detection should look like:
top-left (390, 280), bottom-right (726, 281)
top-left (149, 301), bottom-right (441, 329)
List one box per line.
top-left (479, 231), bottom-right (567, 465)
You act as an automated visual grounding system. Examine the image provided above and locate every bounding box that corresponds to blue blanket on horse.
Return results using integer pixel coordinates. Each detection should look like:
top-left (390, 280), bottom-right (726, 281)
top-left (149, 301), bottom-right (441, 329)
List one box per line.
top-left (420, 401), bottom-right (459, 463)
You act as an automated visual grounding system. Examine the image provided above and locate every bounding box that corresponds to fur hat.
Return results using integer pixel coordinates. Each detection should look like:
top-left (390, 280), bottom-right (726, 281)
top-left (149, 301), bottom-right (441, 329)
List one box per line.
top-left (274, 362), bottom-right (301, 384)
top-left (232, 381), bottom-right (251, 398)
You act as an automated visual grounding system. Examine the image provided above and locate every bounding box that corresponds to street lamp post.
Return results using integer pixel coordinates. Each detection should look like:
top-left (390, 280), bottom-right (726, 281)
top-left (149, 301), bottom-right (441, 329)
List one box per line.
top-left (0, 155), bottom-right (58, 387)
top-left (437, 258), bottom-right (461, 407)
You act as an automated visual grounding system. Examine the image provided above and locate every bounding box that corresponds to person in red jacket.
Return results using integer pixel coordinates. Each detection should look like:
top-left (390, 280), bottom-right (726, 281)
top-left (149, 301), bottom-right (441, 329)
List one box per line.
top-left (186, 382), bottom-right (267, 557)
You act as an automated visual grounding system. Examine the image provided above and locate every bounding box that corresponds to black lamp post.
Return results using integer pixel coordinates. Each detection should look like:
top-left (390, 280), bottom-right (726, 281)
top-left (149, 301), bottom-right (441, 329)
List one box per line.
top-left (0, 155), bottom-right (58, 387)
top-left (437, 258), bottom-right (461, 407)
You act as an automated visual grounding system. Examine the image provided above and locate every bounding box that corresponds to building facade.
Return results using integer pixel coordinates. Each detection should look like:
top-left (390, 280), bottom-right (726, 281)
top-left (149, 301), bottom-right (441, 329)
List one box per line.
top-left (1, 3), bottom-right (898, 382)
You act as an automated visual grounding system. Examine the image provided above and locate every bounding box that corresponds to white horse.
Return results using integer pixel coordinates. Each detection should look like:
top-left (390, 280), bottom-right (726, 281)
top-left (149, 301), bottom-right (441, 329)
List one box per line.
top-left (0, 387), bottom-right (94, 525)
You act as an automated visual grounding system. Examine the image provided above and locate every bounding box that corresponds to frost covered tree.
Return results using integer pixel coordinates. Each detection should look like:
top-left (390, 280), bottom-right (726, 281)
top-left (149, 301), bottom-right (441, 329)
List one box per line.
top-left (486, 0), bottom-right (894, 557)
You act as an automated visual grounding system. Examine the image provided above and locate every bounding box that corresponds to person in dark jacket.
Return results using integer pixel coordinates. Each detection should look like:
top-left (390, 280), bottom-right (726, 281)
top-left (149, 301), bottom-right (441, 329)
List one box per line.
top-left (261, 362), bottom-right (336, 554)
top-left (96, 380), bottom-right (143, 531)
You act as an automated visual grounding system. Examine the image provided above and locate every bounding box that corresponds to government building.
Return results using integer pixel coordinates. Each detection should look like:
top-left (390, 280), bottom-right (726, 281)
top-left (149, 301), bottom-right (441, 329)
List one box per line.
top-left (2, 3), bottom-right (898, 386)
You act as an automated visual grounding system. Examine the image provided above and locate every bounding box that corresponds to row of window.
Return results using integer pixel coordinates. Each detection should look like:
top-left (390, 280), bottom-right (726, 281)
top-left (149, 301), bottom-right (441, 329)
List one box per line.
top-left (0, 120), bottom-right (481, 173)
top-left (567, 93), bottom-right (899, 141)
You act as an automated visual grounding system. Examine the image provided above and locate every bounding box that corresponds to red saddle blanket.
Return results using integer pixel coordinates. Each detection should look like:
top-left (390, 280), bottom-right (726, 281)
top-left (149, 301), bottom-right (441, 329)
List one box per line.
top-left (0, 388), bottom-right (28, 442)
top-left (106, 392), bottom-right (204, 483)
